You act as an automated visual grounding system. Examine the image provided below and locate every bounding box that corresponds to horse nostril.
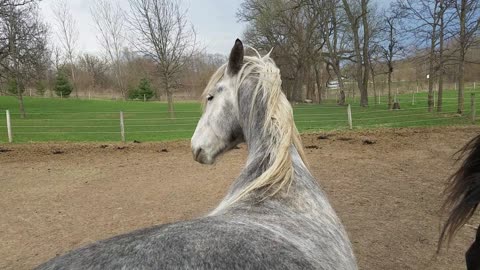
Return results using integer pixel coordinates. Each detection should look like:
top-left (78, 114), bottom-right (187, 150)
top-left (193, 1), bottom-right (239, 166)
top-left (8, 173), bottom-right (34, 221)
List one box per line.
top-left (193, 148), bottom-right (202, 161)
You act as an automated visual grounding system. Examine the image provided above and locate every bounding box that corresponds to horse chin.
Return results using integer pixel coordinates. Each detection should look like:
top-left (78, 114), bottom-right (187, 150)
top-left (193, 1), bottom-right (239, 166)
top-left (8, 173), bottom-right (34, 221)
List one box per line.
top-left (196, 155), bottom-right (215, 165)
top-left (198, 144), bottom-right (233, 165)
top-left (195, 147), bottom-right (222, 165)
top-left (193, 150), bottom-right (215, 165)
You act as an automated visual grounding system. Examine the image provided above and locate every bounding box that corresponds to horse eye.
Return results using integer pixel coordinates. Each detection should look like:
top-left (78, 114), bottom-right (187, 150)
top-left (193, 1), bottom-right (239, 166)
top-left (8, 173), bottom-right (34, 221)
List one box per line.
top-left (207, 95), bottom-right (214, 101)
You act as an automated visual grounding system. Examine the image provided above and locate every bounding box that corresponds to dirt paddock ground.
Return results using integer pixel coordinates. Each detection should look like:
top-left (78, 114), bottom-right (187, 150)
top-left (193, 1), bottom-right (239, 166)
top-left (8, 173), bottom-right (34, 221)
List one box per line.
top-left (1, 126), bottom-right (480, 269)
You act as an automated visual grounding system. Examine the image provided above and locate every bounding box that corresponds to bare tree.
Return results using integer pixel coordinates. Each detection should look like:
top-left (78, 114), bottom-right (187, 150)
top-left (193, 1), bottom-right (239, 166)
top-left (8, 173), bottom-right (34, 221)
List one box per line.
top-left (52, 0), bottom-right (79, 98)
top-left (91, 0), bottom-right (127, 99)
top-left (396, 0), bottom-right (444, 112)
top-left (0, 0), bottom-right (35, 62)
top-left (239, 0), bottom-right (301, 100)
top-left (319, 0), bottom-right (350, 105)
top-left (51, 45), bottom-right (62, 71)
top-left (437, 0), bottom-right (447, 112)
top-left (342, 0), bottom-right (371, 107)
top-left (367, 45), bottom-right (381, 104)
top-left (78, 53), bottom-right (109, 92)
top-left (239, 0), bottom-right (325, 102)
top-left (455, 0), bottom-right (480, 114)
top-left (379, 10), bottom-right (403, 110)
top-left (0, 0), bottom-right (34, 15)
top-left (0, 0), bottom-right (48, 118)
top-left (128, 0), bottom-right (196, 118)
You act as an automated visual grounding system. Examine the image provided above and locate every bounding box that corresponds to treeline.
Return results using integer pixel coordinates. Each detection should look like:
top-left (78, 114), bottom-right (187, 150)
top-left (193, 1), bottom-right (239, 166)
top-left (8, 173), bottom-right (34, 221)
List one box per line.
top-left (0, 0), bottom-right (479, 118)
top-left (40, 50), bottom-right (225, 100)
top-left (239, 0), bottom-right (480, 112)
top-left (0, 0), bottom-right (225, 118)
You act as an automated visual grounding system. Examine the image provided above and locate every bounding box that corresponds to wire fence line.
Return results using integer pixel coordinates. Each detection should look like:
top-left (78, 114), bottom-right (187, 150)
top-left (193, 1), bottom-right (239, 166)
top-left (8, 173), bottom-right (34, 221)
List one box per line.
top-left (1, 99), bottom-right (476, 143)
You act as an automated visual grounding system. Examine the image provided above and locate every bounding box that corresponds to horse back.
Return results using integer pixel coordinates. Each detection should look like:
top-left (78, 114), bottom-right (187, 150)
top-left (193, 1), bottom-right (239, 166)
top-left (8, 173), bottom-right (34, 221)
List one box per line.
top-left (35, 217), bottom-right (317, 270)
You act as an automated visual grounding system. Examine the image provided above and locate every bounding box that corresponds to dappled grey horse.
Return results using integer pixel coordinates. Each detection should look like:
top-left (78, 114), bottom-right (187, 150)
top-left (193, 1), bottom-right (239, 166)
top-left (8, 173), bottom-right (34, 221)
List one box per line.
top-left (35, 39), bottom-right (357, 270)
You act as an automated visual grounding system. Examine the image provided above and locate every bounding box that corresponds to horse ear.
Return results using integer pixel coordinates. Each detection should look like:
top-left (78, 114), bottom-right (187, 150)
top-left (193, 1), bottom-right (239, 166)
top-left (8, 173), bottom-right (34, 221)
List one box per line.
top-left (227, 39), bottom-right (244, 76)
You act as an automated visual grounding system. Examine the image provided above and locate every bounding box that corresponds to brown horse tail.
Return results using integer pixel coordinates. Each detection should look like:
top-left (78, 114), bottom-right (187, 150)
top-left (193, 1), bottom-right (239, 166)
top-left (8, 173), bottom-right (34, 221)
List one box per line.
top-left (439, 134), bottom-right (480, 251)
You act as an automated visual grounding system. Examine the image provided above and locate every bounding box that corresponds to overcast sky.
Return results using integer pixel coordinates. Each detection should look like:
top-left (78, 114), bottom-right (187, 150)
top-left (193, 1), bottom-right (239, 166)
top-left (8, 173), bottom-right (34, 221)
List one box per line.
top-left (39, 0), bottom-right (246, 56)
top-left (39, 0), bottom-right (394, 56)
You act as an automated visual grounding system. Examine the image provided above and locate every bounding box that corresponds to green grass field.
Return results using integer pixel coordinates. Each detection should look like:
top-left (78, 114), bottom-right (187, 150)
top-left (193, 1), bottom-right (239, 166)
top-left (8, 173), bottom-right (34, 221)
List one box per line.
top-left (0, 89), bottom-right (477, 143)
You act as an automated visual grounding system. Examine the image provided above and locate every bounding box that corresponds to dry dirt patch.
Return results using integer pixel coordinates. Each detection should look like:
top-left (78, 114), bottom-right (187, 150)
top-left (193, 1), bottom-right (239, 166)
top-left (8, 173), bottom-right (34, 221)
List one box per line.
top-left (1, 127), bottom-right (480, 269)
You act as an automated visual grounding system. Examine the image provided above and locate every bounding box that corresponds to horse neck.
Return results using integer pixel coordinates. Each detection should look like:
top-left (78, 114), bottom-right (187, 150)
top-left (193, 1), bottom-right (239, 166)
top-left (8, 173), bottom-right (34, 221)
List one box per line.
top-left (215, 81), bottom-right (321, 211)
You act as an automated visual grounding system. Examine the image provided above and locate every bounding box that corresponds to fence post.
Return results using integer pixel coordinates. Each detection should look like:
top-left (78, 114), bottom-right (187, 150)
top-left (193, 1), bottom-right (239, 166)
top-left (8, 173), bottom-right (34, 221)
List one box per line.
top-left (143, 94), bottom-right (146, 102)
top-left (471, 93), bottom-right (476, 124)
top-left (6, 110), bottom-right (12, 143)
top-left (347, 104), bottom-right (353, 130)
top-left (412, 92), bottom-right (415, 105)
top-left (433, 91), bottom-right (436, 108)
top-left (120, 111), bottom-right (125, 142)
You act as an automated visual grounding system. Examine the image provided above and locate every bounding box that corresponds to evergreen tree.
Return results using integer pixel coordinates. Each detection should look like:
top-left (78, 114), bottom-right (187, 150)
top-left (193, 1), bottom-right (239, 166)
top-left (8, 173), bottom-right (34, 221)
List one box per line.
top-left (137, 78), bottom-right (154, 100)
top-left (128, 78), bottom-right (154, 101)
top-left (54, 72), bottom-right (73, 98)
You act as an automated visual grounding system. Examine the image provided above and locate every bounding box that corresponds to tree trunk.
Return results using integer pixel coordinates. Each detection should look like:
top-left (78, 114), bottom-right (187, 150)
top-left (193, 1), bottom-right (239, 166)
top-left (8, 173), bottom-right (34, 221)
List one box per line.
top-left (457, 0), bottom-right (467, 114)
top-left (361, 0), bottom-right (370, 107)
top-left (331, 61), bottom-right (346, 106)
top-left (342, 0), bottom-right (369, 107)
top-left (388, 70), bottom-right (393, 110)
top-left (437, 0), bottom-right (445, 112)
top-left (339, 90), bottom-right (346, 106)
top-left (167, 90), bottom-right (175, 118)
top-left (9, 15), bottom-right (26, 118)
top-left (292, 64), bottom-right (305, 102)
top-left (427, 42), bottom-right (436, 112)
top-left (458, 58), bottom-right (465, 114)
top-left (314, 64), bottom-right (323, 104)
top-left (427, 11), bottom-right (438, 112)
top-left (338, 77), bottom-right (346, 106)
top-left (306, 67), bottom-right (315, 101)
top-left (282, 78), bottom-right (294, 101)
top-left (370, 65), bottom-right (377, 105)
top-left (114, 62), bottom-right (126, 100)
top-left (371, 70), bottom-right (377, 105)
top-left (437, 75), bottom-right (444, 112)
top-left (70, 63), bottom-right (77, 98)
top-left (14, 68), bottom-right (26, 118)
top-left (17, 91), bottom-right (26, 118)
top-left (164, 76), bottom-right (175, 119)
top-left (342, 0), bottom-right (361, 105)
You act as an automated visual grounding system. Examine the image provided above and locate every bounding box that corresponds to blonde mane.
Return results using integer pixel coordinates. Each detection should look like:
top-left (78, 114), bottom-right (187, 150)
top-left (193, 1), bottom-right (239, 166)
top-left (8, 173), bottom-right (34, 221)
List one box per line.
top-left (203, 48), bottom-right (307, 204)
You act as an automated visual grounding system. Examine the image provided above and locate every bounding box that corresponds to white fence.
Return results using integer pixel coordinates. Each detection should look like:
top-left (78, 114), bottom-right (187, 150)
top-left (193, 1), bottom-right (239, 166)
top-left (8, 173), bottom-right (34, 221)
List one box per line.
top-left (2, 96), bottom-right (476, 143)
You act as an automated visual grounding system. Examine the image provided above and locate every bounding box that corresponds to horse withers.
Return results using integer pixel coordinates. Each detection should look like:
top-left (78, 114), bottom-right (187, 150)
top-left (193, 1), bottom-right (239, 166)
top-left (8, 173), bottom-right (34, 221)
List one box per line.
top-left (35, 39), bottom-right (357, 270)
